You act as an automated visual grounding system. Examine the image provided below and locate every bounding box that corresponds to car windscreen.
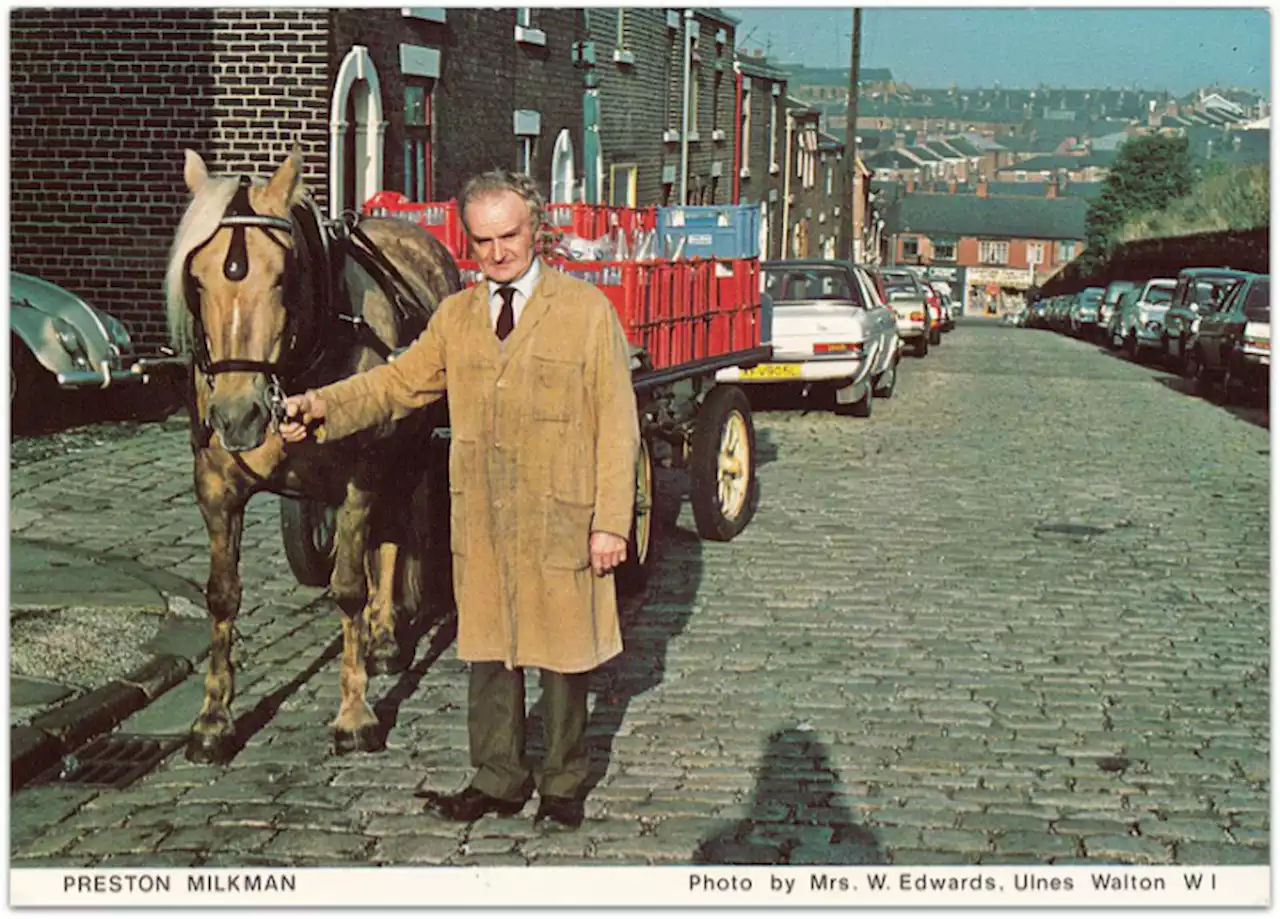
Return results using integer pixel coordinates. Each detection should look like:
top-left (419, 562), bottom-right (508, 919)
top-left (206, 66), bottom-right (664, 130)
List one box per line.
top-left (1192, 278), bottom-right (1238, 308)
top-left (1145, 285), bottom-right (1173, 304)
top-left (1244, 279), bottom-right (1270, 321)
top-left (1081, 291), bottom-right (1104, 306)
top-left (763, 269), bottom-right (858, 304)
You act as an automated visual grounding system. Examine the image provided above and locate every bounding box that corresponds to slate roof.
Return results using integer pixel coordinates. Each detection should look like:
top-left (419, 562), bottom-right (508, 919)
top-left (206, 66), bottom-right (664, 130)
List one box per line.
top-left (941, 135), bottom-right (987, 157)
top-left (924, 140), bottom-right (966, 160)
top-left (907, 144), bottom-right (942, 163)
top-left (782, 65), bottom-right (895, 87)
top-left (985, 181), bottom-right (1056, 197)
top-left (886, 193), bottom-right (1088, 240)
top-left (1010, 151), bottom-right (1118, 171)
top-left (865, 150), bottom-right (924, 171)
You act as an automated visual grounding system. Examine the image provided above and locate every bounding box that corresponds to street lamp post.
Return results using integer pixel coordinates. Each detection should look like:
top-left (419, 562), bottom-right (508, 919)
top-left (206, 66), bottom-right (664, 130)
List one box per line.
top-left (841, 10), bottom-right (861, 261)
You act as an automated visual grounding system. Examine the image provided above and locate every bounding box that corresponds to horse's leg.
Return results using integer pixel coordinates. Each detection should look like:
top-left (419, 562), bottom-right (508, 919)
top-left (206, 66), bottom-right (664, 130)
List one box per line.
top-left (365, 540), bottom-right (403, 675)
top-left (330, 478), bottom-right (384, 754)
top-left (187, 454), bottom-right (248, 763)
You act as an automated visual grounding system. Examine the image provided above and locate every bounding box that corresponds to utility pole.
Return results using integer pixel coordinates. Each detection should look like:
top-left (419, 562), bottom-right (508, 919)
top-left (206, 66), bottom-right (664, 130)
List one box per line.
top-left (842, 9), bottom-right (862, 261)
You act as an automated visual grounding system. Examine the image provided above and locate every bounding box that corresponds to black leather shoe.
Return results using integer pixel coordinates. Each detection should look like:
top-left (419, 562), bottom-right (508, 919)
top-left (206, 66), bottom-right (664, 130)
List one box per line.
top-left (421, 786), bottom-right (528, 822)
top-left (533, 795), bottom-right (585, 831)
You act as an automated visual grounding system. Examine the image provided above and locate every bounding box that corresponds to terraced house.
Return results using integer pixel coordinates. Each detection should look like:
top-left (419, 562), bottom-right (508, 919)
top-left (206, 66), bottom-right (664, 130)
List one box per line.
top-left (884, 185), bottom-right (1088, 315)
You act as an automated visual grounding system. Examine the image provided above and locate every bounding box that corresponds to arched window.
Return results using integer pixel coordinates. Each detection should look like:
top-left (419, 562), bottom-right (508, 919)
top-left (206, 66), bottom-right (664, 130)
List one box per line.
top-left (550, 129), bottom-right (575, 204)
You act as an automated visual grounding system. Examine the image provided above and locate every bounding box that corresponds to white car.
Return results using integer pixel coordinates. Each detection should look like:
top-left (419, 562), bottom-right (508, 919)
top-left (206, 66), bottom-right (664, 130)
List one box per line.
top-left (716, 260), bottom-right (901, 416)
top-left (1111, 278), bottom-right (1176, 358)
top-left (878, 269), bottom-right (932, 356)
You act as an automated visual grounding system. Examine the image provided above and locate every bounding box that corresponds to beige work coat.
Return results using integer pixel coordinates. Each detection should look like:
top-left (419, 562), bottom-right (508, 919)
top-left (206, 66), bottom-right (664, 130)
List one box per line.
top-left (314, 264), bottom-right (639, 673)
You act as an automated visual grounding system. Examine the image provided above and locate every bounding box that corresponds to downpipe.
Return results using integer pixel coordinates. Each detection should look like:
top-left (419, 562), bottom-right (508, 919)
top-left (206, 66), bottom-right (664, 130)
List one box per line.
top-left (680, 9), bottom-right (694, 206)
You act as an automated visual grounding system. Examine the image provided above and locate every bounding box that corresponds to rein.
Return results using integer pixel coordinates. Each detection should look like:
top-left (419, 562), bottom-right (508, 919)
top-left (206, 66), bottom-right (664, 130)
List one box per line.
top-left (183, 175), bottom-right (435, 497)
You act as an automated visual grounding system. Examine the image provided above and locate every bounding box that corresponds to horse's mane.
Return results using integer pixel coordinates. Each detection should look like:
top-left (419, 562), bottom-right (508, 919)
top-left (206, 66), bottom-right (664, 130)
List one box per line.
top-left (163, 174), bottom-right (251, 355)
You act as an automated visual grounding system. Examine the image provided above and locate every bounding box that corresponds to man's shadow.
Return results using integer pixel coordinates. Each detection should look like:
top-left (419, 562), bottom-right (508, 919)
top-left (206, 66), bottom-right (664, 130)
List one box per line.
top-left (695, 727), bottom-right (887, 865)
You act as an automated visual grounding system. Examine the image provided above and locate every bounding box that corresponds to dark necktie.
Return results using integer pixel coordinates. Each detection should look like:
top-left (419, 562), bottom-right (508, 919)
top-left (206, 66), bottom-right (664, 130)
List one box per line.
top-left (495, 286), bottom-right (516, 341)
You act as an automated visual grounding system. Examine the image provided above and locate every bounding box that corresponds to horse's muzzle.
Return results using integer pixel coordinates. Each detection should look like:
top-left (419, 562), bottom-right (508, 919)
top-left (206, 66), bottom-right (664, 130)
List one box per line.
top-left (208, 395), bottom-right (272, 453)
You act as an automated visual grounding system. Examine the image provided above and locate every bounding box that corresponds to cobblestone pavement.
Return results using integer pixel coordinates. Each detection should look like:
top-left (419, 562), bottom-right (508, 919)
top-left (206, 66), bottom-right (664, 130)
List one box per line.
top-left (10, 322), bottom-right (1269, 868)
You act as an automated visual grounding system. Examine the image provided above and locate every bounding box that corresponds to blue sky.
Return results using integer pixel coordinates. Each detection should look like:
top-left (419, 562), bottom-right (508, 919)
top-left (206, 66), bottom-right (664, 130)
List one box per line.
top-left (725, 8), bottom-right (1271, 95)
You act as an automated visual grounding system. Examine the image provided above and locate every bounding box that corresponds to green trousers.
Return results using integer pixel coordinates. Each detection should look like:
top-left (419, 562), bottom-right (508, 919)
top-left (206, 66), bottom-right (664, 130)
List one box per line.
top-left (466, 661), bottom-right (591, 801)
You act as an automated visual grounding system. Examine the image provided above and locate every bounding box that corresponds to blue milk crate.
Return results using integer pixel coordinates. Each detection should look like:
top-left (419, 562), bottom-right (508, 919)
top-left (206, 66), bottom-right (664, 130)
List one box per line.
top-left (656, 205), bottom-right (760, 259)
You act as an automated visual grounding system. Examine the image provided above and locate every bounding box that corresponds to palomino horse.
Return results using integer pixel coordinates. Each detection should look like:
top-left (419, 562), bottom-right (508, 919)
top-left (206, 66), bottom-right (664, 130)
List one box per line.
top-left (164, 147), bottom-right (460, 762)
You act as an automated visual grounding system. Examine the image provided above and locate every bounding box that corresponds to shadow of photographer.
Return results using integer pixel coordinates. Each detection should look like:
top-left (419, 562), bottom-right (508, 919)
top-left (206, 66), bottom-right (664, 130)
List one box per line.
top-left (695, 726), bottom-right (887, 866)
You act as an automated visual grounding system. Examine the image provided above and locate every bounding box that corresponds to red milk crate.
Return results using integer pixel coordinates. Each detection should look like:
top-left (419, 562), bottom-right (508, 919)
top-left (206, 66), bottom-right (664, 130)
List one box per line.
top-left (543, 204), bottom-right (658, 244)
top-left (363, 192), bottom-right (466, 258)
top-left (454, 257), bottom-right (761, 373)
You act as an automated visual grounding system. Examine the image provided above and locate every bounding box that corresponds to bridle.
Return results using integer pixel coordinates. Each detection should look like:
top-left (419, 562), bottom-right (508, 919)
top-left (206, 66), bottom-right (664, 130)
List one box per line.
top-left (181, 174), bottom-right (437, 464)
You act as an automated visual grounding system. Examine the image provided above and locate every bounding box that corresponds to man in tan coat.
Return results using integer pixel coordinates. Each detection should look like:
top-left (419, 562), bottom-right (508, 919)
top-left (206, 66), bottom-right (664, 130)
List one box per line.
top-left (281, 171), bottom-right (639, 830)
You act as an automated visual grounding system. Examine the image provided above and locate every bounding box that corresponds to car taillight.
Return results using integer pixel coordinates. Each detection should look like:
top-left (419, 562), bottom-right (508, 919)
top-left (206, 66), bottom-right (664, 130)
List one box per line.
top-left (909, 311), bottom-right (924, 321)
top-left (1245, 336), bottom-right (1270, 350)
top-left (814, 342), bottom-right (864, 355)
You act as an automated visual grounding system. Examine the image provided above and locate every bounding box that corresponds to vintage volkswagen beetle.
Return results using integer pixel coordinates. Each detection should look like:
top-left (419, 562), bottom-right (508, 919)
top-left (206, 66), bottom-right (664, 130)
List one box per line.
top-left (10, 270), bottom-right (152, 427)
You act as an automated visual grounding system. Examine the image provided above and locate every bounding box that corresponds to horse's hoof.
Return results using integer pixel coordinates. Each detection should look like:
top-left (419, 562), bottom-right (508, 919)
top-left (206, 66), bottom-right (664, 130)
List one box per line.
top-left (332, 723), bottom-right (385, 755)
top-left (185, 731), bottom-right (236, 765)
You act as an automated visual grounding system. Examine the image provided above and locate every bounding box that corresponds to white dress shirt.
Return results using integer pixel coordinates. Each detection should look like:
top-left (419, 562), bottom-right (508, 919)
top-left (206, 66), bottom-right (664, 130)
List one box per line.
top-left (488, 259), bottom-right (542, 333)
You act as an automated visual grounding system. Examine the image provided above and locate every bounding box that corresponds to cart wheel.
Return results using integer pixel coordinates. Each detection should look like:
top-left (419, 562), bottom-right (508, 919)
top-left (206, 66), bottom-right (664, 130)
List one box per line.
top-left (690, 385), bottom-right (757, 542)
top-left (616, 437), bottom-right (655, 595)
top-left (11, 335), bottom-right (56, 433)
top-left (280, 497), bottom-right (338, 587)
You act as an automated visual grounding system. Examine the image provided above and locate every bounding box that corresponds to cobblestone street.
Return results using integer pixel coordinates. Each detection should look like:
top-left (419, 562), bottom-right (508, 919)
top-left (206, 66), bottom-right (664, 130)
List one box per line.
top-left (10, 321), bottom-right (1269, 867)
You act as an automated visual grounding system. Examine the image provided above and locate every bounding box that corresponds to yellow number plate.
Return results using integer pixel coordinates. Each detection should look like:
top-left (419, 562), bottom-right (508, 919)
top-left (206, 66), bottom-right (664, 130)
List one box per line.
top-left (739, 363), bottom-right (803, 380)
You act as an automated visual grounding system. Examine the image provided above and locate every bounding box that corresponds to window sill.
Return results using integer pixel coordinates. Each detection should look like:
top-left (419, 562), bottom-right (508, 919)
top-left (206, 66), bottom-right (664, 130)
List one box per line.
top-left (687, 131), bottom-right (700, 142)
top-left (662, 129), bottom-right (680, 143)
top-left (515, 25), bottom-right (547, 47)
top-left (739, 167), bottom-right (750, 179)
top-left (711, 128), bottom-right (726, 142)
top-left (613, 48), bottom-right (636, 66)
top-left (770, 163), bottom-right (780, 175)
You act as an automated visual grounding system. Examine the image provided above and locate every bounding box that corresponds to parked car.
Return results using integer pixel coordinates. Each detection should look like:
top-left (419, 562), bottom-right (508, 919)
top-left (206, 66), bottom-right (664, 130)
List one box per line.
top-left (1027, 298), bottom-right (1051, 329)
top-left (924, 281), bottom-right (954, 332)
top-left (1098, 281), bottom-right (1137, 346)
top-left (1068, 287), bottom-right (1106, 338)
top-left (10, 270), bottom-right (153, 429)
top-left (875, 269), bottom-right (932, 357)
top-left (1112, 278), bottom-right (1176, 359)
top-left (1188, 274), bottom-right (1270, 402)
top-left (717, 260), bottom-right (901, 416)
top-left (1161, 267), bottom-right (1255, 375)
top-left (921, 282), bottom-right (945, 343)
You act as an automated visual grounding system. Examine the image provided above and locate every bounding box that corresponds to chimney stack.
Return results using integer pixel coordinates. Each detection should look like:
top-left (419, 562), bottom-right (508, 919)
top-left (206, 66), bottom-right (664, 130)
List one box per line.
top-left (947, 178), bottom-right (957, 195)
top-left (976, 178), bottom-right (989, 198)
top-left (1045, 177), bottom-right (1058, 199)
top-left (905, 172), bottom-right (916, 194)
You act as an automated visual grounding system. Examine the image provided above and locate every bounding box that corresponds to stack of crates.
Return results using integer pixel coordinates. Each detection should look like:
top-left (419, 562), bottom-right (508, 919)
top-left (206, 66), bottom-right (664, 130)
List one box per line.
top-left (363, 191), bottom-right (465, 258)
top-left (656, 204), bottom-right (760, 260)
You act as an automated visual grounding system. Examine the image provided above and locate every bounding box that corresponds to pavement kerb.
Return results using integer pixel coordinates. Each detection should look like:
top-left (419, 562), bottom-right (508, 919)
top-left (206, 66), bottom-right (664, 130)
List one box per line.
top-left (10, 540), bottom-right (211, 792)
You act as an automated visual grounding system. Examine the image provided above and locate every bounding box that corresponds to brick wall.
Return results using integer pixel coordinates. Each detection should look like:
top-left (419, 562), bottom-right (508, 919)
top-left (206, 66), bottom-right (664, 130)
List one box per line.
top-left (10, 9), bottom-right (330, 350)
top-left (592, 8), bottom-right (676, 207)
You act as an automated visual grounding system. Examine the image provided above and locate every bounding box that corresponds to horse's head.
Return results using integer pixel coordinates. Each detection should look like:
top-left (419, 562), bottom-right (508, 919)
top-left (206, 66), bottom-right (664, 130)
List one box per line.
top-left (166, 147), bottom-right (305, 452)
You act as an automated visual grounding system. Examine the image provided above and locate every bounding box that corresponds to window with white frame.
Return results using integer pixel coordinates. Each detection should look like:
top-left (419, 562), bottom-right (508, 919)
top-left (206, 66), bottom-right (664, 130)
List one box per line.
top-left (979, 240), bottom-right (1009, 265)
top-left (825, 162), bottom-right (833, 196)
top-left (933, 240), bottom-right (957, 261)
top-left (403, 82), bottom-right (433, 202)
top-left (740, 80), bottom-right (752, 174)
top-left (616, 8), bottom-right (627, 49)
top-left (769, 92), bottom-right (779, 170)
top-left (1027, 242), bottom-right (1045, 266)
top-left (517, 137), bottom-right (535, 175)
top-left (712, 69), bottom-right (721, 137)
top-left (902, 237), bottom-right (919, 259)
top-left (1056, 240), bottom-right (1076, 261)
top-left (610, 163), bottom-right (638, 206)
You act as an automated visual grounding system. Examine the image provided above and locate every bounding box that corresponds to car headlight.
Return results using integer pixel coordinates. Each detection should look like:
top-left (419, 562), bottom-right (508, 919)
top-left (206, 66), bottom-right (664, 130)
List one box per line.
top-left (52, 316), bottom-right (90, 365)
top-left (100, 311), bottom-right (132, 348)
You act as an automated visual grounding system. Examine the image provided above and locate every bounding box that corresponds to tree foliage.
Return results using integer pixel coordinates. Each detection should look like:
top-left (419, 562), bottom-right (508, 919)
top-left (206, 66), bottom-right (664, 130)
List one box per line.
top-left (1085, 134), bottom-right (1196, 253)
top-left (1115, 162), bottom-right (1269, 242)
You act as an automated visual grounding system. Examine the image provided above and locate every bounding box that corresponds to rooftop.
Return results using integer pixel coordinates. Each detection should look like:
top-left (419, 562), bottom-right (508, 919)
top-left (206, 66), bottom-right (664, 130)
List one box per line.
top-left (887, 193), bottom-right (1089, 241)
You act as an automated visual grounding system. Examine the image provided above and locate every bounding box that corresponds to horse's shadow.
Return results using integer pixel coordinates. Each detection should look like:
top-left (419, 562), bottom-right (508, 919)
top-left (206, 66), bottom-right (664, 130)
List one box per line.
top-left (695, 727), bottom-right (888, 865)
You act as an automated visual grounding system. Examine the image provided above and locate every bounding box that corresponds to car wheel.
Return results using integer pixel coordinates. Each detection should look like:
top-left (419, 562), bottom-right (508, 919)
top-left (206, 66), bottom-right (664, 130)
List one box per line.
top-left (1221, 353), bottom-right (1240, 406)
top-left (872, 359), bottom-right (897, 399)
top-left (1186, 347), bottom-right (1206, 394)
top-left (929, 327), bottom-right (941, 346)
top-left (10, 336), bottom-right (56, 433)
top-left (914, 336), bottom-right (929, 358)
top-left (836, 380), bottom-right (873, 418)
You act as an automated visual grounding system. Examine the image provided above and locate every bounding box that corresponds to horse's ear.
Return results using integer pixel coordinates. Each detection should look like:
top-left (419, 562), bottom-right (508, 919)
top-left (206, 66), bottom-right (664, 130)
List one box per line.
top-left (264, 144), bottom-right (306, 210)
top-left (184, 149), bottom-right (209, 195)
